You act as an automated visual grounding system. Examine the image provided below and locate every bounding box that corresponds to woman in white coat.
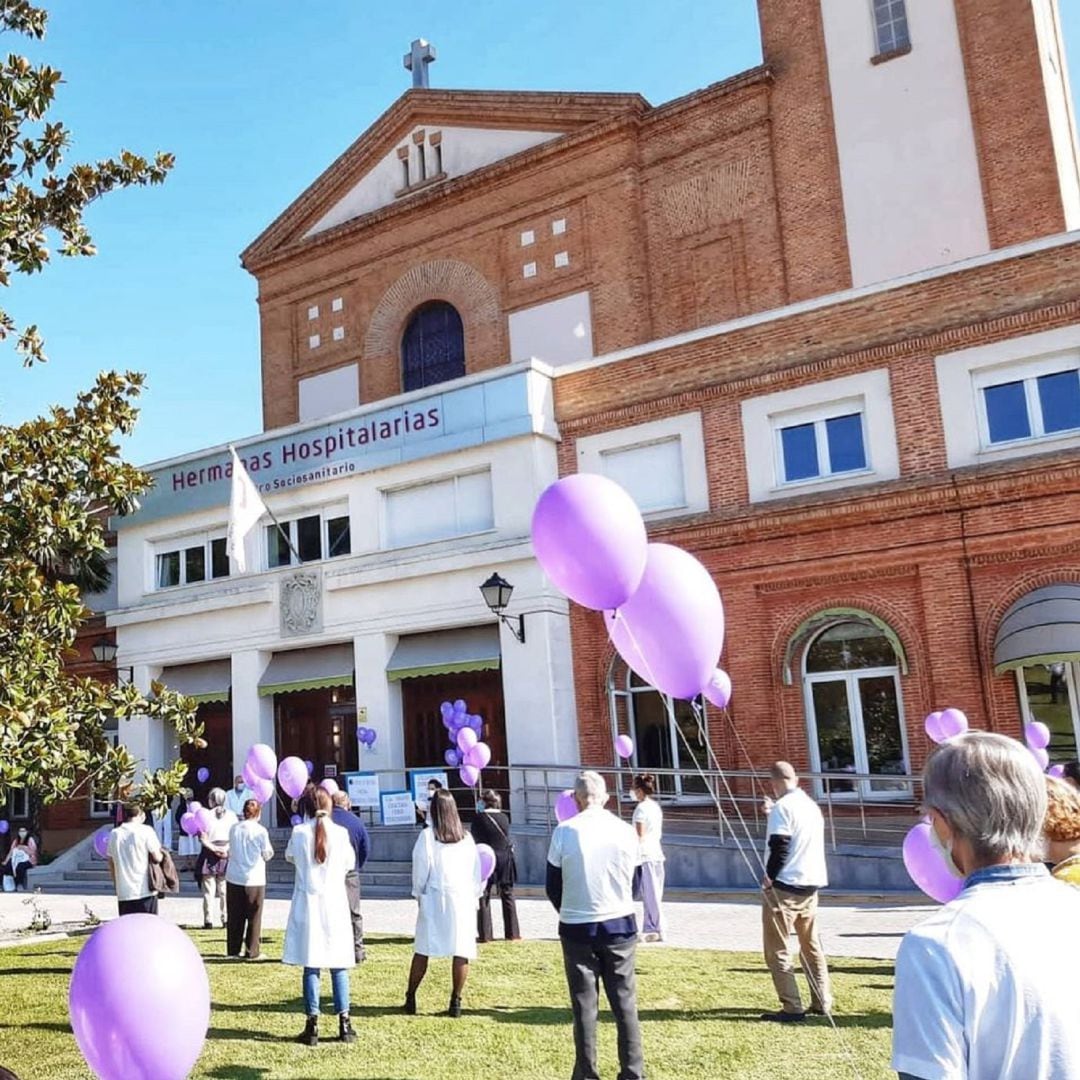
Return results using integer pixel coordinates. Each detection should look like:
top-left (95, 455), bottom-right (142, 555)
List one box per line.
top-left (283, 783), bottom-right (357, 1047)
top-left (404, 789), bottom-right (483, 1017)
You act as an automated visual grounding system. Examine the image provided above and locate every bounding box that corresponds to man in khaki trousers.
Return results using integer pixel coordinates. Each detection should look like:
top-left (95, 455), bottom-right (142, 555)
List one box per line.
top-left (760, 761), bottom-right (833, 1023)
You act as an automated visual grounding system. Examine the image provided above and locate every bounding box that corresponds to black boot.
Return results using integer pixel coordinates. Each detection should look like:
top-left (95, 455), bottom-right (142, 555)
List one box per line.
top-left (338, 1012), bottom-right (357, 1043)
top-left (295, 1015), bottom-right (318, 1046)
top-left (447, 995), bottom-right (462, 1018)
top-left (403, 991), bottom-right (417, 1015)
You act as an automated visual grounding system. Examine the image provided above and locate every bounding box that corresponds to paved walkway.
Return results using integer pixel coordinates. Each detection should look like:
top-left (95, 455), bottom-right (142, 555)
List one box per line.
top-left (0, 890), bottom-right (932, 960)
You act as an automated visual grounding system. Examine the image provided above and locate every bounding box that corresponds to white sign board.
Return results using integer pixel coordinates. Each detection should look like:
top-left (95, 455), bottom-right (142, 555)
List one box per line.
top-left (380, 790), bottom-right (416, 827)
top-left (410, 770), bottom-right (449, 804)
top-left (344, 772), bottom-right (380, 809)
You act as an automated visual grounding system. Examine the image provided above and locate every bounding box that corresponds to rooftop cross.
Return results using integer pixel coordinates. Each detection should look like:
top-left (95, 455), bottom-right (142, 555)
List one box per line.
top-left (403, 39), bottom-right (436, 89)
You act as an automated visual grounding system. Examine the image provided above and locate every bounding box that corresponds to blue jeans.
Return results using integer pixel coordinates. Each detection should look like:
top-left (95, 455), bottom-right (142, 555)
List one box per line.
top-left (302, 967), bottom-right (350, 1016)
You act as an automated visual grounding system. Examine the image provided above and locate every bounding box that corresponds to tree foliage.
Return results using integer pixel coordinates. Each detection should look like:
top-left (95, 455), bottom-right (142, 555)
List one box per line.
top-left (0, 1), bottom-right (198, 816)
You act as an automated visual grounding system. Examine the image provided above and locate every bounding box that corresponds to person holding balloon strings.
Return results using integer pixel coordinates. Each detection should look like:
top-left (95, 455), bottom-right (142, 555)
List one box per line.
top-left (196, 788), bottom-right (238, 930)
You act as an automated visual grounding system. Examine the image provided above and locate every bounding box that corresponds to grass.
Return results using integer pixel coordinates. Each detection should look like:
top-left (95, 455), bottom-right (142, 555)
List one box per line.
top-left (0, 930), bottom-right (896, 1079)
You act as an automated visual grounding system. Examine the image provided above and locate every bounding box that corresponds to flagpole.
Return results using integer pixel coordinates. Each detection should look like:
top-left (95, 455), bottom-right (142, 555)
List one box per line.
top-left (263, 501), bottom-right (303, 565)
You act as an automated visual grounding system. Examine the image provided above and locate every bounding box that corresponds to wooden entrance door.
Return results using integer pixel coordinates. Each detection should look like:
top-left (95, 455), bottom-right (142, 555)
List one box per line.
top-left (401, 669), bottom-right (507, 818)
top-left (181, 702), bottom-right (233, 804)
top-left (274, 686), bottom-right (358, 824)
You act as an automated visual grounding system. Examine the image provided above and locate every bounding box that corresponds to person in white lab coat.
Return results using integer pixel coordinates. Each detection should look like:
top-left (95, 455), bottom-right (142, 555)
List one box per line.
top-left (403, 789), bottom-right (483, 1018)
top-left (283, 783), bottom-right (357, 1047)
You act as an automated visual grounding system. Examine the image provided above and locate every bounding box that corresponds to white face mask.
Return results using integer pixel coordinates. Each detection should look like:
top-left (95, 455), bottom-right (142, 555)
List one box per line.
top-left (928, 821), bottom-right (964, 879)
top-left (17, 831), bottom-right (27, 841)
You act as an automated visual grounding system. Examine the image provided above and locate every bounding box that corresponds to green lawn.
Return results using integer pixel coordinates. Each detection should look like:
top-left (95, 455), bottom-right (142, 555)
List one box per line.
top-left (0, 930), bottom-right (896, 1079)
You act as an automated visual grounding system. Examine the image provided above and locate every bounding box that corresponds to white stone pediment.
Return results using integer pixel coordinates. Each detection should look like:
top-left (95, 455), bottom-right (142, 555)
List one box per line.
top-left (305, 125), bottom-right (563, 237)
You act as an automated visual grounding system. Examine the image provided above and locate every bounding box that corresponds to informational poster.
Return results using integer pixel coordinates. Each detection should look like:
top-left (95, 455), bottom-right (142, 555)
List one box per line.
top-left (380, 790), bottom-right (416, 827)
top-left (344, 771), bottom-right (380, 809)
top-left (410, 769), bottom-right (449, 817)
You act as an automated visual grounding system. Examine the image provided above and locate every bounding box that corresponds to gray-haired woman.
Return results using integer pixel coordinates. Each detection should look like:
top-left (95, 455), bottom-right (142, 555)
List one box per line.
top-left (196, 787), bottom-right (237, 930)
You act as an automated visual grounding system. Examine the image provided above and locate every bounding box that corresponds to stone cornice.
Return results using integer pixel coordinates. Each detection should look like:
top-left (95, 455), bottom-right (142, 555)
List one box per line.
top-left (756, 563), bottom-right (920, 593)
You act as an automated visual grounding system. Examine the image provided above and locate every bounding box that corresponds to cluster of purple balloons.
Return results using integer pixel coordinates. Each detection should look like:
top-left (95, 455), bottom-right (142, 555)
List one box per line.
top-left (180, 800), bottom-right (209, 838)
top-left (1024, 719), bottom-right (1054, 772)
top-left (532, 474), bottom-right (732, 707)
top-left (357, 725), bottom-right (378, 749)
top-left (440, 700), bottom-right (491, 787)
top-left (240, 743), bottom-right (277, 805)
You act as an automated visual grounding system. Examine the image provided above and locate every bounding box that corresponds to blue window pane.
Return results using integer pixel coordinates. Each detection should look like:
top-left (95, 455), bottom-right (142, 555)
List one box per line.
top-left (825, 413), bottom-right (866, 473)
top-left (781, 423), bottom-right (819, 482)
top-left (1037, 370), bottom-right (1080, 435)
top-left (984, 381), bottom-right (1031, 443)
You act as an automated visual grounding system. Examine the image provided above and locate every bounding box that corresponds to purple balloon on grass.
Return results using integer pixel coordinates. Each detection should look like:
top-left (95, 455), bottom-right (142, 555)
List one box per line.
top-left (614, 734), bottom-right (634, 760)
top-left (554, 790), bottom-right (579, 823)
top-left (902, 822), bottom-right (964, 904)
top-left (532, 474), bottom-right (648, 611)
top-left (277, 756), bottom-right (309, 800)
top-left (70, 914), bottom-right (210, 1080)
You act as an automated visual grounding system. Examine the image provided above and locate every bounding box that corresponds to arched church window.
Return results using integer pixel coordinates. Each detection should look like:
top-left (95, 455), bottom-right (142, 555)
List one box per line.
top-left (401, 301), bottom-right (465, 392)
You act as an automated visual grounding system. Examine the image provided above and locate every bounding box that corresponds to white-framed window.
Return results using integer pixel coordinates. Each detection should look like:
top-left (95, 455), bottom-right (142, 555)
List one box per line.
top-left (4, 788), bottom-right (30, 821)
top-left (974, 358), bottom-right (1080, 448)
top-left (773, 400), bottom-right (869, 486)
top-left (267, 506), bottom-right (351, 568)
top-left (155, 533), bottom-right (229, 590)
top-left (577, 412), bottom-right (708, 519)
top-left (383, 469), bottom-right (494, 549)
top-left (1016, 663), bottom-right (1080, 763)
top-left (91, 728), bottom-right (120, 818)
top-left (872, 0), bottom-right (910, 55)
top-left (742, 369), bottom-right (899, 502)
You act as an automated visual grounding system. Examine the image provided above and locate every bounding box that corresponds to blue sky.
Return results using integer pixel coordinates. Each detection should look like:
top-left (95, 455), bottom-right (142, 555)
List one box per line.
top-left (2, 2), bottom-right (1079, 466)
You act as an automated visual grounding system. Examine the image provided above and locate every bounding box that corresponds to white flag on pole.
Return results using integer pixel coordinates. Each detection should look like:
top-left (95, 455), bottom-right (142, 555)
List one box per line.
top-left (226, 447), bottom-right (268, 574)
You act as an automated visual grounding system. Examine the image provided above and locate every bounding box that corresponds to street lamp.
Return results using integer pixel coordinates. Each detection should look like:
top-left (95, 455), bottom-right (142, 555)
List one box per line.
top-left (91, 637), bottom-right (133, 680)
top-left (479, 573), bottom-right (525, 644)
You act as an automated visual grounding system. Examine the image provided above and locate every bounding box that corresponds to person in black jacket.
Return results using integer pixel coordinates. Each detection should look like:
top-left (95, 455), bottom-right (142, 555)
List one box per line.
top-left (471, 789), bottom-right (521, 942)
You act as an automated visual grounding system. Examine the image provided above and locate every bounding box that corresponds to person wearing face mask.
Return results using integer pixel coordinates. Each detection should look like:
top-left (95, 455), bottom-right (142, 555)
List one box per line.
top-left (1, 827), bottom-right (38, 891)
top-left (892, 732), bottom-right (1080, 1080)
top-left (471, 789), bottom-right (521, 942)
top-left (759, 761), bottom-right (832, 1023)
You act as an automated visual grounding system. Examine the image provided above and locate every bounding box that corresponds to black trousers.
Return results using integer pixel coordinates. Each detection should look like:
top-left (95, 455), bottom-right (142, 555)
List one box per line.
top-left (2, 861), bottom-right (31, 889)
top-left (344, 870), bottom-right (365, 962)
top-left (118, 894), bottom-right (158, 916)
top-left (478, 878), bottom-right (521, 941)
top-left (561, 936), bottom-right (644, 1080)
top-left (225, 882), bottom-right (265, 957)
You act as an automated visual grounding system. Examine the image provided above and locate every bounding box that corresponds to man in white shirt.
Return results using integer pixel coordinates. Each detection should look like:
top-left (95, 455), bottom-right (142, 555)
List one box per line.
top-left (106, 802), bottom-right (164, 916)
top-left (546, 771), bottom-right (644, 1080)
top-left (225, 775), bottom-right (254, 817)
top-left (892, 731), bottom-right (1080, 1080)
top-left (760, 760), bottom-right (831, 1023)
top-left (225, 799), bottom-right (274, 960)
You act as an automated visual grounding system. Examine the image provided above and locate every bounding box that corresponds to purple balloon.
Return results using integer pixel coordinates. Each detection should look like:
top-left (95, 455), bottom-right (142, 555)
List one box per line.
top-left (440, 702), bottom-right (454, 721)
top-left (196, 766), bottom-right (210, 784)
top-left (457, 727), bottom-right (479, 753)
top-left (180, 812), bottom-right (199, 837)
top-left (1025, 721), bottom-right (1051, 750)
top-left (532, 474), bottom-right (648, 611)
top-left (193, 808), bottom-right (215, 836)
top-left (459, 764), bottom-right (481, 787)
top-left (902, 822), bottom-right (964, 904)
top-left (242, 761), bottom-right (261, 789)
top-left (476, 842), bottom-right (496, 881)
top-left (70, 914), bottom-right (209, 1080)
top-left (465, 741), bottom-right (492, 770)
top-left (453, 699), bottom-right (468, 715)
top-left (703, 668), bottom-right (732, 710)
top-left (0, 820), bottom-right (9, 835)
top-left (319, 777), bottom-right (340, 797)
top-left (614, 734), bottom-right (634, 759)
top-left (604, 543), bottom-right (725, 700)
top-left (1049, 763), bottom-right (1066, 779)
top-left (246, 743), bottom-right (277, 782)
top-left (304, 759), bottom-right (314, 776)
top-left (444, 748), bottom-right (462, 768)
top-left (365, 729), bottom-right (378, 749)
top-left (277, 756), bottom-right (308, 800)
top-left (554, 790), bottom-right (579, 823)
top-left (924, 711), bottom-right (945, 743)
top-left (938, 708), bottom-right (969, 741)
top-left (1031, 746), bottom-right (1050, 771)
top-left (187, 801), bottom-right (202, 815)
top-left (290, 814), bottom-right (302, 826)
top-left (92, 827), bottom-right (110, 859)
top-left (250, 775), bottom-right (275, 805)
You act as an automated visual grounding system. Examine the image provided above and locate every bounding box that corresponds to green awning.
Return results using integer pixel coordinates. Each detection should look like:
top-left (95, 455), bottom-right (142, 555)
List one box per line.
top-left (387, 626), bottom-right (501, 682)
top-left (259, 644), bottom-right (355, 697)
top-left (159, 660), bottom-right (231, 705)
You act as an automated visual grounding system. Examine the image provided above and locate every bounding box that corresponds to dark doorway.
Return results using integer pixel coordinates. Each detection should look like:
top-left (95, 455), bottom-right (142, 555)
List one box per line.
top-left (274, 685), bottom-right (358, 824)
top-left (401, 301), bottom-right (466, 392)
top-left (401, 669), bottom-right (507, 819)
top-left (181, 702), bottom-right (233, 804)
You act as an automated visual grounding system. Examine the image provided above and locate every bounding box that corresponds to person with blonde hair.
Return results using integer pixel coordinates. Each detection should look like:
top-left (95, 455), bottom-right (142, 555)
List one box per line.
top-left (1043, 775), bottom-right (1080, 886)
top-left (283, 783), bottom-right (357, 1046)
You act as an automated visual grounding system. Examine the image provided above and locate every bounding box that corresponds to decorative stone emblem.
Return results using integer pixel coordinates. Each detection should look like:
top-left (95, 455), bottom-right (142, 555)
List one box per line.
top-left (280, 570), bottom-right (322, 636)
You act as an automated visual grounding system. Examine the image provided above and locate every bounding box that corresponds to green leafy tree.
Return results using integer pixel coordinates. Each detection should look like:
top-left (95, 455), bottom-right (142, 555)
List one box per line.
top-left (0, 1), bottom-right (200, 822)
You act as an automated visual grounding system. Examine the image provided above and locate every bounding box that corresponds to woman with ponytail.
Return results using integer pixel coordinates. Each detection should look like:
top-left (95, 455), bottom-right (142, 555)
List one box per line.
top-left (283, 783), bottom-right (357, 1047)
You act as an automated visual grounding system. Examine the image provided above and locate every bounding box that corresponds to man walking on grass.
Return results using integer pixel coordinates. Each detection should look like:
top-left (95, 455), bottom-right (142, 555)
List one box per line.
top-left (760, 760), bottom-right (832, 1023)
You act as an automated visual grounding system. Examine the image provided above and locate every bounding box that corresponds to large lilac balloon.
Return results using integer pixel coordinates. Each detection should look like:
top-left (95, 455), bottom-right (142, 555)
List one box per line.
top-left (196, 766), bottom-right (210, 784)
top-left (902, 822), bottom-right (964, 904)
top-left (187, 801), bottom-right (202, 815)
top-left (92, 827), bottom-right (110, 859)
top-left (250, 775), bottom-right (275, 805)
top-left (180, 812), bottom-right (199, 837)
top-left (457, 727), bottom-right (479, 753)
top-left (246, 743), bottom-right (277, 781)
top-left (277, 756), bottom-right (308, 800)
top-left (924, 711), bottom-right (945, 743)
top-left (1031, 746), bottom-right (1050, 771)
top-left (938, 708), bottom-right (969, 741)
top-left (476, 842), bottom-right (496, 881)
top-left (242, 761), bottom-right (261, 789)
top-left (465, 741), bottom-right (492, 770)
top-left (1025, 721), bottom-right (1051, 750)
top-left (459, 764), bottom-right (481, 787)
top-left (604, 543), bottom-right (725, 700)
top-left (319, 777), bottom-right (340, 797)
top-left (70, 914), bottom-right (209, 1080)
top-left (532, 474), bottom-right (648, 611)
top-left (614, 734), bottom-right (634, 760)
top-left (703, 668), bottom-right (732, 710)
top-left (554, 790), bottom-right (579, 823)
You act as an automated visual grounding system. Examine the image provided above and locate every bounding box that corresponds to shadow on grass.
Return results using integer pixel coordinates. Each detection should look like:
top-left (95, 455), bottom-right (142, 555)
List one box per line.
top-left (728, 964), bottom-right (894, 978)
top-left (0, 1022), bottom-right (70, 1034)
top-left (0, 966), bottom-right (71, 976)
